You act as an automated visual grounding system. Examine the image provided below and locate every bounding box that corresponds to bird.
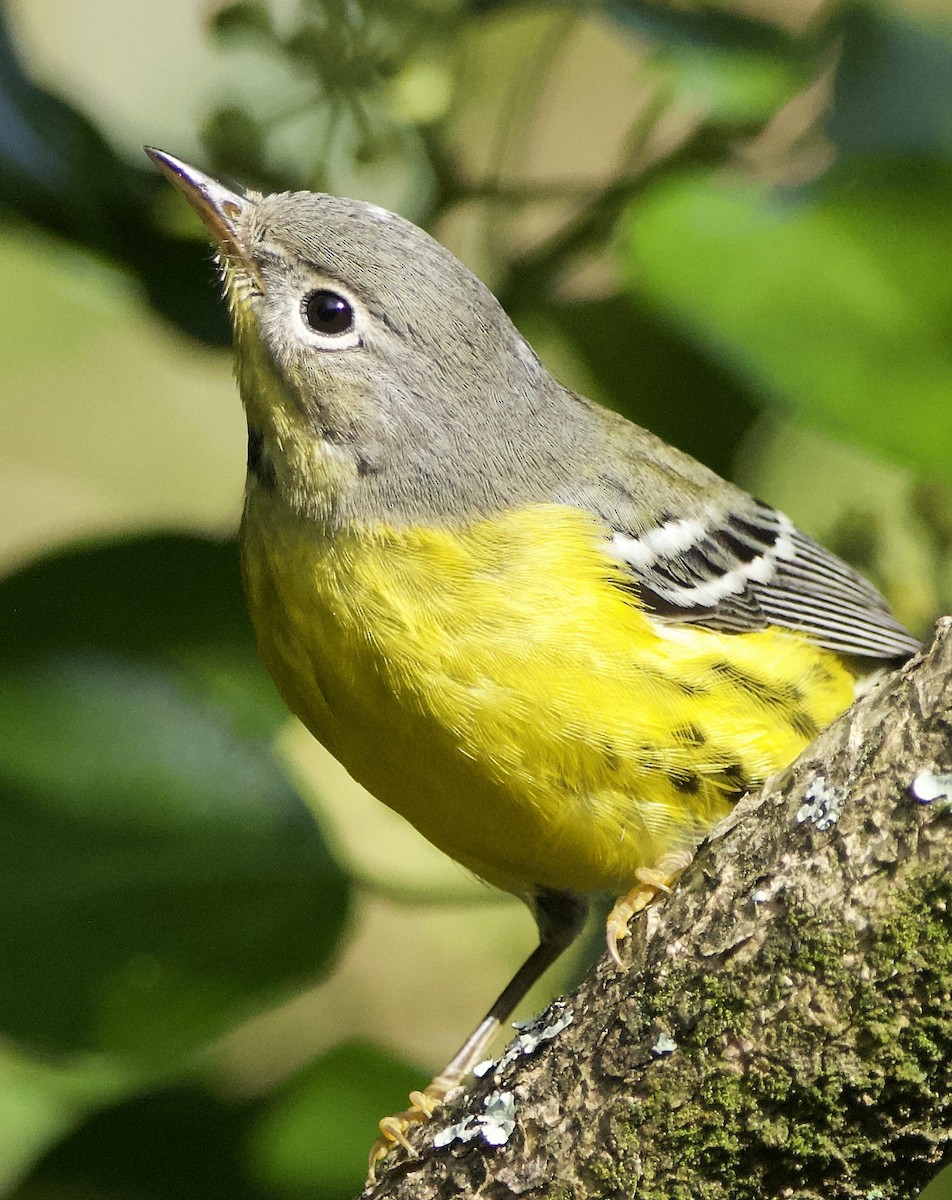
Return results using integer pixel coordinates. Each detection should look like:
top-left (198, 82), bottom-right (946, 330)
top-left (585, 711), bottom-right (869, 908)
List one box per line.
top-left (145, 147), bottom-right (921, 1179)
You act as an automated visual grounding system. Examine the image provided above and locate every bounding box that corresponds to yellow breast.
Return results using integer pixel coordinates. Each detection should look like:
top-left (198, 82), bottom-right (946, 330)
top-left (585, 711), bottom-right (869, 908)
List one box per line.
top-left (240, 495), bottom-right (854, 897)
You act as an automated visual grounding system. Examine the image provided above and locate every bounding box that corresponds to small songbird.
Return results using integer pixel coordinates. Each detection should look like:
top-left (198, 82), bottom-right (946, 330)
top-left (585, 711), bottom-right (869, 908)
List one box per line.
top-left (146, 148), bottom-right (920, 1177)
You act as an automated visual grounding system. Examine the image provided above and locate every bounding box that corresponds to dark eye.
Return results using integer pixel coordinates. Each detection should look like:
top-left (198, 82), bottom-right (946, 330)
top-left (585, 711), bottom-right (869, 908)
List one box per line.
top-left (302, 289), bottom-right (354, 336)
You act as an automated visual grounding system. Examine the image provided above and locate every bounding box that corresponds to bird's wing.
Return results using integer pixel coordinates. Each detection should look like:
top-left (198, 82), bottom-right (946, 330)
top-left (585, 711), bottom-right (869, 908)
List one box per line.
top-left (608, 497), bottom-right (921, 660)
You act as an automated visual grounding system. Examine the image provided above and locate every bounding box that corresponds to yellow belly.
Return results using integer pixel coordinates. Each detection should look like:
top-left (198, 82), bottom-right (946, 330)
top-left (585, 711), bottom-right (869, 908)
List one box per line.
top-left (240, 495), bottom-right (854, 897)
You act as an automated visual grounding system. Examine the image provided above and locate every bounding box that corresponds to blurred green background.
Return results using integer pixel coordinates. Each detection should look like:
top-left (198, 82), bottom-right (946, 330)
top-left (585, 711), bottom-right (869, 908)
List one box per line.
top-left (1, 0), bottom-right (950, 1196)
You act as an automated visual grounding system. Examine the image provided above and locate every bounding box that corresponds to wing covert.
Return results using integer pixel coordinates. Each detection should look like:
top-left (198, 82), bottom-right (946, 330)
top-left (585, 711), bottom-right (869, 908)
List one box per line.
top-left (609, 499), bottom-right (921, 660)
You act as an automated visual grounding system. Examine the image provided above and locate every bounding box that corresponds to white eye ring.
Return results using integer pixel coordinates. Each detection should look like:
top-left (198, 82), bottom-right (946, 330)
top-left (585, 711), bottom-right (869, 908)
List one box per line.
top-left (293, 286), bottom-right (362, 350)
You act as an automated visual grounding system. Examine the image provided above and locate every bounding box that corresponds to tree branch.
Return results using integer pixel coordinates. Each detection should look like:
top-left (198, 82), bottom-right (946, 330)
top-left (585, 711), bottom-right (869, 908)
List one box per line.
top-left (364, 620), bottom-right (952, 1200)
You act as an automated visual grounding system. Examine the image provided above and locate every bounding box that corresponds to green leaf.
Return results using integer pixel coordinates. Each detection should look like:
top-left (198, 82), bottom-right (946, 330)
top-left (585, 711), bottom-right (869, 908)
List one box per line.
top-left (248, 1041), bottom-right (422, 1197)
top-left (1, 535), bottom-right (285, 739)
top-left (623, 163), bottom-right (952, 480)
top-left (919, 1162), bottom-right (952, 1200)
top-left (0, 536), bottom-right (351, 1061)
top-left (17, 1081), bottom-right (269, 1200)
top-left (0, 1048), bottom-right (135, 1193)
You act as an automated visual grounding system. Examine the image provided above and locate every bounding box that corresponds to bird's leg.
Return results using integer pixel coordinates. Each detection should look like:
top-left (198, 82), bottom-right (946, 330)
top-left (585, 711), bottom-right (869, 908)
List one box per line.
top-left (367, 889), bottom-right (587, 1184)
top-left (605, 849), bottom-right (695, 966)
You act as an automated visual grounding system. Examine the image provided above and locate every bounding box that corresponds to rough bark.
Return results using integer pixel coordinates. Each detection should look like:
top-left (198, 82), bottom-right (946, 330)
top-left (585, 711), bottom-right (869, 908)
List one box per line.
top-left (364, 619), bottom-right (952, 1200)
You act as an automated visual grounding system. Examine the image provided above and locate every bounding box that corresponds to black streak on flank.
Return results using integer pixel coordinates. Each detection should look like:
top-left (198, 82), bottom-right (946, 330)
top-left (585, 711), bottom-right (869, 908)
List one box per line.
top-left (247, 426), bottom-right (276, 490)
top-left (710, 660), bottom-right (787, 707)
top-left (718, 762), bottom-right (750, 793)
top-left (790, 710), bottom-right (820, 740)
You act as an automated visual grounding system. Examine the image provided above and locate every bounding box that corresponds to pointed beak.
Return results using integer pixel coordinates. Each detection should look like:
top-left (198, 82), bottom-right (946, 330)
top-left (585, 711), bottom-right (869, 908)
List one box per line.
top-left (145, 147), bottom-right (250, 264)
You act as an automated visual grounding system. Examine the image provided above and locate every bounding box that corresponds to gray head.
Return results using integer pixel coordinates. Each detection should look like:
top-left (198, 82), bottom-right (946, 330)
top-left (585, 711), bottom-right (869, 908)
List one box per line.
top-left (146, 149), bottom-right (591, 526)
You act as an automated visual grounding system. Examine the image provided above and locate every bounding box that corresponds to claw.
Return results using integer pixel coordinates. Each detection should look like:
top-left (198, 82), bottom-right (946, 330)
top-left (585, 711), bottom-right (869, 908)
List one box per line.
top-left (605, 853), bottom-right (694, 965)
top-left (605, 907), bottom-right (632, 967)
top-left (365, 1086), bottom-right (446, 1187)
top-left (378, 1116), bottom-right (419, 1156)
top-left (408, 1089), bottom-right (440, 1118)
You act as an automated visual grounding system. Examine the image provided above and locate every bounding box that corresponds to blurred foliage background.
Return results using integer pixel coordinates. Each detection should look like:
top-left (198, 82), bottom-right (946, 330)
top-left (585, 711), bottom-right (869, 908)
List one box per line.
top-left (1, 0), bottom-right (951, 1196)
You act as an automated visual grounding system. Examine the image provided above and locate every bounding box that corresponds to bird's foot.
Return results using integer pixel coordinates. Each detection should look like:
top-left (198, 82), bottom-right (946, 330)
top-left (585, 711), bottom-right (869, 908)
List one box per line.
top-left (366, 1016), bottom-right (501, 1187)
top-left (366, 1083), bottom-right (449, 1186)
top-left (605, 851), bottom-right (694, 966)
